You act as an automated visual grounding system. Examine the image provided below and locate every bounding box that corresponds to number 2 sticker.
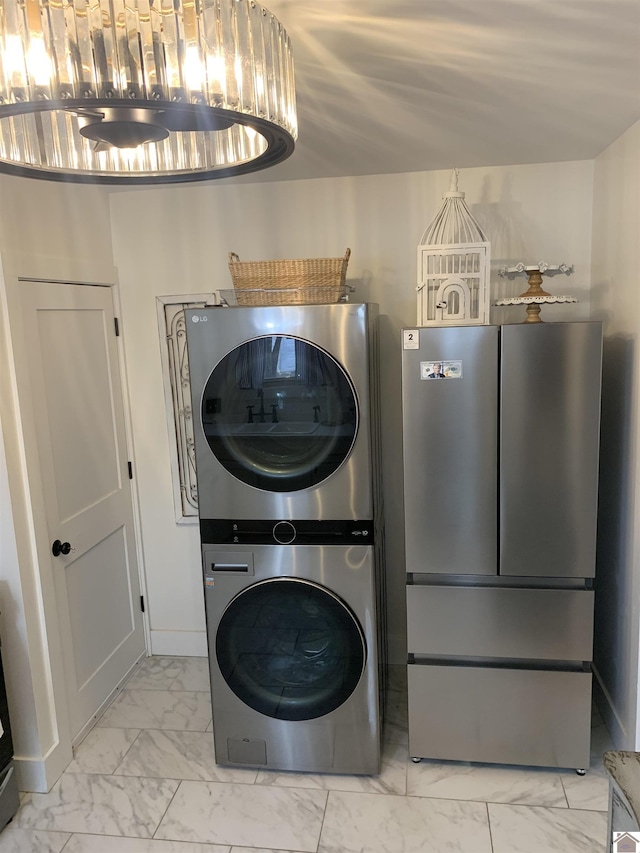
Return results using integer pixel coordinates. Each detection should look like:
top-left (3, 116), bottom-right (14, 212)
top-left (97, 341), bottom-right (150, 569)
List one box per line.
top-left (403, 329), bottom-right (419, 350)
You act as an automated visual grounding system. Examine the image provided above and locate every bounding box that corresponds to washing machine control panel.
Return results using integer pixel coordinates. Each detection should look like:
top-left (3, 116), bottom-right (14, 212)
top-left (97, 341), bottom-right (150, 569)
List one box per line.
top-left (200, 518), bottom-right (374, 545)
top-left (273, 521), bottom-right (296, 544)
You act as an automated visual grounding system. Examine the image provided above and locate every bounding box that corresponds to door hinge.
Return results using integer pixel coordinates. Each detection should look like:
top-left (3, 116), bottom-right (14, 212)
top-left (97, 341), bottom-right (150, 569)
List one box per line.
top-left (128, 461), bottom-right (133, 479)
top-left (140, 595), bottom-right (145, 613)
top-left (114, 317), bottom-right (120, 337)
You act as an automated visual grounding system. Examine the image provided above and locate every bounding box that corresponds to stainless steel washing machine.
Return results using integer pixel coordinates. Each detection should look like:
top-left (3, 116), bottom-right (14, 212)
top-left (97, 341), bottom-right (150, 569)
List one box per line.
top-left (185, 303), bottom-right (377, 521)
top-left (186, 303), bottom-right (385, 775)
top-left (201, 537), bottom-right (381, 774)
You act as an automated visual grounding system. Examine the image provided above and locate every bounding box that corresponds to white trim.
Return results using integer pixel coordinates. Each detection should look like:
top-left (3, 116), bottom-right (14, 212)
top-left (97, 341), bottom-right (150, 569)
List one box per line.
top-left (112, 283), bottom-right (152, 655)
top-left (150, 629), bottom-right (208, 657)
top-left (14, 743), bottom-right (67, 794)
top-left (0, 257), bottom-right (74, 792)
top-left (2, 250), bottom-right (118, 287)
top-left (155, 292), bottom-right (220, 524)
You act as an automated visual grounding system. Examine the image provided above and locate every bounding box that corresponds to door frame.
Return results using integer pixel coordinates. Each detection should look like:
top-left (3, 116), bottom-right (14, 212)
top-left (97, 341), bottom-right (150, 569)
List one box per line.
top-left (0, 250), bottom-right (149, 792)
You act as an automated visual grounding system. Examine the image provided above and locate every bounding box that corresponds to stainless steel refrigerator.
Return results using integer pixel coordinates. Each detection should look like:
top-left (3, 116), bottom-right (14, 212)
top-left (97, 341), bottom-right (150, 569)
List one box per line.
top-left (401, 321), bottom-right (602, 770)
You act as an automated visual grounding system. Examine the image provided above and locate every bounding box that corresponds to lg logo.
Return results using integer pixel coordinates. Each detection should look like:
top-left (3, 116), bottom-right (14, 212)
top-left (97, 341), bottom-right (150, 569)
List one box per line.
top-left (191, 315), bottom-right (209, 323)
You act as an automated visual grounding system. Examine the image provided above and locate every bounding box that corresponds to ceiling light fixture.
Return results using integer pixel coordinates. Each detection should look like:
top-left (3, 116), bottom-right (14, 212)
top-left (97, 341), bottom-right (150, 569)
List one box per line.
top-left (0, 0), bottom-right (296, 184)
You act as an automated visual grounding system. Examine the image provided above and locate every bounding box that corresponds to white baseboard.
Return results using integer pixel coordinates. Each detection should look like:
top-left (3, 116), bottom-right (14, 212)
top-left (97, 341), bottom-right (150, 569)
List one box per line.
top-left (13, 756), bottom-right (47, 793)
top-left (14, 737), bottom-right (72, 793)
top-left (14, 651), bottom-right (146, 793)
top-left (150, 630), bottom-right (208, 657)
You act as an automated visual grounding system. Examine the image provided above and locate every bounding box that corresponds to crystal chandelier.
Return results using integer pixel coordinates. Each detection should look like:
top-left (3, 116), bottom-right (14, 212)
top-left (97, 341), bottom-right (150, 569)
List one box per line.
top-left (0, 0), bottom-right (296, 183)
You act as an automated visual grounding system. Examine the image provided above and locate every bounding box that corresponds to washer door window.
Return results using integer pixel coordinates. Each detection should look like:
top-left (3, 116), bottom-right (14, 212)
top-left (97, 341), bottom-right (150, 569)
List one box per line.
top-left (201, 336), bottom-right (358, 492)
top-left (216, 578), bottom-right (366, 721)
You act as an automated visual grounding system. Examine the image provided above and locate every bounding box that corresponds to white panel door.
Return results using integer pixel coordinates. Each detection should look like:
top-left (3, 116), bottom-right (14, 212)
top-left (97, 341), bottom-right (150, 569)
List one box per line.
top-left (19, 280), bottom-right (144, 740)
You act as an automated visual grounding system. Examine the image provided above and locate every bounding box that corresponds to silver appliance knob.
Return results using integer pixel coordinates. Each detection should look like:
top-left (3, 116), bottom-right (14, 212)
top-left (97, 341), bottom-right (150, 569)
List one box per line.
top-left (273, 521), bottom-right (296, 544)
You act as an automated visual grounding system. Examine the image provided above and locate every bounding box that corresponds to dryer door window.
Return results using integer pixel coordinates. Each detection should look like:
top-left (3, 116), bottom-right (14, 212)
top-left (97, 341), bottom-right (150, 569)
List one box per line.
top-left (200, 336), bottom-right (358, 492)
top-left (216, 578), bottom-right (366, 721)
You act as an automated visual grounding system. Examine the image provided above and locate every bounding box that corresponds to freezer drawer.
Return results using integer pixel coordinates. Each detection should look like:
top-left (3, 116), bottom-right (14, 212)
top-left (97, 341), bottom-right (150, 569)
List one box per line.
top-left (407, 663), bottom-right (591, 769)
top-left (407, 585), bottom-right (594, 662)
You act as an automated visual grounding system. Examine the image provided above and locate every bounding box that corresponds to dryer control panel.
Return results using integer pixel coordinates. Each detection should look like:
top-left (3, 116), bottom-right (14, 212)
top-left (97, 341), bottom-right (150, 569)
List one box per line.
top-left (200, 518), bottom-right (374, 546)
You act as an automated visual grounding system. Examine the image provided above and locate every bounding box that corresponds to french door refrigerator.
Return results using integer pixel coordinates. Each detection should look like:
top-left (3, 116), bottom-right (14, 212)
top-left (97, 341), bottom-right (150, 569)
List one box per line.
top-left (401, 321), bottom-right (602, 770)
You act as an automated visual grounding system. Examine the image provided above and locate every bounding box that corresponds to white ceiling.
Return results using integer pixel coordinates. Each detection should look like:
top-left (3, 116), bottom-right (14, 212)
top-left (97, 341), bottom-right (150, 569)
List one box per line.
top-left (240, 0), bottom-right (640, 183)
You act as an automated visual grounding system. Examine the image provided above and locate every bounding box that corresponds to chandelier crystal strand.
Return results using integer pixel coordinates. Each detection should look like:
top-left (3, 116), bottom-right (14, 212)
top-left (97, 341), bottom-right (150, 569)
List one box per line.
top-left (249, 0), bottom-right (265, 119)
top-left (161, 0), bottom-right (181, 98)
top-left (0, 0), bottom-right (296, 181)
top-left (234, 0), bottom-right (253, 114)
top-left (136, 0), bottom-right (158, 96)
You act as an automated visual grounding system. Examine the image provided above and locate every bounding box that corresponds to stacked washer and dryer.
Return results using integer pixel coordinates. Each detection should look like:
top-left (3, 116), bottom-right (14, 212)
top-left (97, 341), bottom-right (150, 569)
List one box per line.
top-left (186, 302), bottom-right (385, 775)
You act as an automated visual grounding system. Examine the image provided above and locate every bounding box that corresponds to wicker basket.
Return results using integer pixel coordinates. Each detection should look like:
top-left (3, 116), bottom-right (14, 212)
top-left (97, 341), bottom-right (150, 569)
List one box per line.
top-left (228, 249), bottom-right (351, 305)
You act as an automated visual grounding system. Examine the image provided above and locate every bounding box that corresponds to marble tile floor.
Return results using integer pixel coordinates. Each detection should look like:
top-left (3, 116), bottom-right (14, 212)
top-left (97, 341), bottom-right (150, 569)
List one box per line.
top-left (1, 656), bottom-right (613, 853)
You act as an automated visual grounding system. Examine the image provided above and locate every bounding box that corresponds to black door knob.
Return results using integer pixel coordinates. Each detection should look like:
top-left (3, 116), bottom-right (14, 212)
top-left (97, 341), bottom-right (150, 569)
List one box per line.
top-left (52, 539), bottom-right (72, 557)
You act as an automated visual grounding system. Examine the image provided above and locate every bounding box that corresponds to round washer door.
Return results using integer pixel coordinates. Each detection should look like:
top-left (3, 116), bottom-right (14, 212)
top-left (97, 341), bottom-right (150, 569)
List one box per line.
top-left (200, 335), bottom-right (358, 492)
top-left (216, 578), bottom-right (366, 721)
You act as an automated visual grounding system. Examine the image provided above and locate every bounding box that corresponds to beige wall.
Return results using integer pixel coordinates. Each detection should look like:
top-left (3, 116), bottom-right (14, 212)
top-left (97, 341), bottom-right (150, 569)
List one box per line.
top-left (0, 176), bottom-right (114, 274)
top-left (110, 159), bottom-right (595, 663)
top-left (591, 120), bottom-right (640, 748)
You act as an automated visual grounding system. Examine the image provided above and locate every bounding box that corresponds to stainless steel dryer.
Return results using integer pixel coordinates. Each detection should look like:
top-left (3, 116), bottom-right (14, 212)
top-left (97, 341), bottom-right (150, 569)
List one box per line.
top-left (185, 303), bottom-right (377, 521)
top-left (200, 537), bottom-right (381, 774)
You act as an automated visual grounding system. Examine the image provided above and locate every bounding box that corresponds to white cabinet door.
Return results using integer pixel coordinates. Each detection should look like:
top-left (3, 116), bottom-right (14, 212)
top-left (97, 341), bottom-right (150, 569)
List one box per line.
top-left (19, 280), bottom-right (144, 740)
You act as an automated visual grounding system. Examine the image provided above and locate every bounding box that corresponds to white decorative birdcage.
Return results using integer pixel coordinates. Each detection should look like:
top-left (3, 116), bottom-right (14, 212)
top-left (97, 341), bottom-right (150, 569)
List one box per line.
top-left (417, 169), bottom-right (491, 326)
